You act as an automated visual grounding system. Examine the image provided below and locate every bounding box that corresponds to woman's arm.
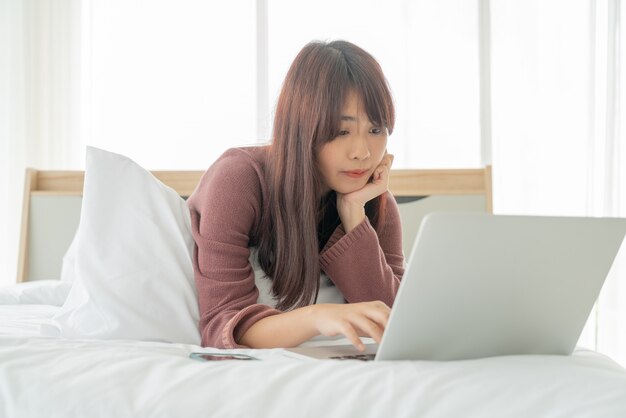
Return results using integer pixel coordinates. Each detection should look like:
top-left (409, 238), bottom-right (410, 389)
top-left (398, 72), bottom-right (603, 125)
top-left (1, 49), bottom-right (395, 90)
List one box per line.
top-left (239, 301), bottom-right (391, 351)
top-left (321, 149), bottom-right (404, 306)
top-left (320, 191), bottom-right (405, 308)
top-left (188, 148), bottom-right (282, 349)
top-left (319, 151), bottom-right (403, 307)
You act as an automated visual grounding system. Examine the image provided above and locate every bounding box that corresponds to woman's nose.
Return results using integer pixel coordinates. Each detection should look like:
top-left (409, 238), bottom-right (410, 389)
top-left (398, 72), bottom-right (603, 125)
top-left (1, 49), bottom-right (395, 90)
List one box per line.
top-left (348, 134), bottom-right (370, 161)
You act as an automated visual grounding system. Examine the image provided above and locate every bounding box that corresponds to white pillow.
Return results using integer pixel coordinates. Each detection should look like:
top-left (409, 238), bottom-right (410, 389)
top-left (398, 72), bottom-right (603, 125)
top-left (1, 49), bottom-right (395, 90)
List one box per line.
top-left (0, 280), bottom-right (72, 306)
top-left (49, 147), bottom-right (201, 344)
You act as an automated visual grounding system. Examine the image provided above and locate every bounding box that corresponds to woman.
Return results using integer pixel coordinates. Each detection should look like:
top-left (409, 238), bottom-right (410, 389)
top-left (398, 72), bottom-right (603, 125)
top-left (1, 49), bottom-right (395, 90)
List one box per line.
top-left (187, 40), bottom-right (404, 351)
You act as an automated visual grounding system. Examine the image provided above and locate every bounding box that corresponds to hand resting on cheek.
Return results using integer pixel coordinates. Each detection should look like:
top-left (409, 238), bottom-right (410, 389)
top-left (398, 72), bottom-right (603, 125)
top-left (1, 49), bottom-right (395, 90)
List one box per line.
top-left (336, 152), bottom-right (395, 233)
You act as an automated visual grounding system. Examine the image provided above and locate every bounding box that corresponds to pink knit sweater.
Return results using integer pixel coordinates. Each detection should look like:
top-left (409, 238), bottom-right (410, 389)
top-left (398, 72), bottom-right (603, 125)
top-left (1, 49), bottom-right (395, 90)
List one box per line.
top-left (187, 146), bottom-right (405, 348)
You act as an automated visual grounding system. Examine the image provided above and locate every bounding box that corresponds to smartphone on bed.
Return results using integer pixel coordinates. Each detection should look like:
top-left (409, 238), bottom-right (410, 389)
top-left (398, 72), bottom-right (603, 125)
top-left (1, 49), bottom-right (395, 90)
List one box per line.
top-left (189, 352), bottom-right (259, 361)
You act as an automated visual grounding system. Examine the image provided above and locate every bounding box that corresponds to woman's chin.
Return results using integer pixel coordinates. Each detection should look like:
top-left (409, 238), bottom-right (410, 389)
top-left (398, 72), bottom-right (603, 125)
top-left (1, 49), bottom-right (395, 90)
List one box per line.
top-left (332, 181), bottom-right (368, 195)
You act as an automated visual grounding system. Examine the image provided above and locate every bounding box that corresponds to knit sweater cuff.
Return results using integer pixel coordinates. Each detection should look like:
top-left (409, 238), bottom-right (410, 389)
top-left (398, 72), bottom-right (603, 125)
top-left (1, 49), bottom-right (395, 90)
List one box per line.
top-left (319, 217), bottom-right (372, 269)
top-left (221, 304), bottom-right (282, 348)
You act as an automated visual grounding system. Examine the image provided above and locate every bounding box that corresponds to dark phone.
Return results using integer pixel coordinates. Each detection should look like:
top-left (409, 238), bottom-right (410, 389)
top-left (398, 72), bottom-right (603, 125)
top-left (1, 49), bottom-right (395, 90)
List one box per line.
top-left (189, 352), bottom-right (258, 361)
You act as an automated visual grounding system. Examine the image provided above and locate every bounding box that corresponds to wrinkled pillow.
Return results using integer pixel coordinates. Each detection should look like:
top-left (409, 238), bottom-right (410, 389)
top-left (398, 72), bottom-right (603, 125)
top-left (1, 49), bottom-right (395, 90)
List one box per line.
top-left (49, 147), bottom-right (201, 344)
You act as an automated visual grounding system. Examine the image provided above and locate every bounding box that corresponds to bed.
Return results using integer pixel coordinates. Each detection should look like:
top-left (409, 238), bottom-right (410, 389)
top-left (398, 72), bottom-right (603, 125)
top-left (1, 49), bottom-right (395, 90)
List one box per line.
top-left (2, 147), bottom-right (626, 418)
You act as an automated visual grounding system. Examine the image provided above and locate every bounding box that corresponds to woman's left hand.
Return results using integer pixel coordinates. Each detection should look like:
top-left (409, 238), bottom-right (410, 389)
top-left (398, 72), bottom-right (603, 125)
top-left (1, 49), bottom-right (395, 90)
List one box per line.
top-left (336, 152), bottom-right (394, 232)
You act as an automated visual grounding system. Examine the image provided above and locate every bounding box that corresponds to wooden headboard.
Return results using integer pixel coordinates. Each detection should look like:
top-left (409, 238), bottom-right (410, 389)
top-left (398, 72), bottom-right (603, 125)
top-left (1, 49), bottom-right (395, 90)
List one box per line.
top-left (17, 167), bottom-right (492, 283)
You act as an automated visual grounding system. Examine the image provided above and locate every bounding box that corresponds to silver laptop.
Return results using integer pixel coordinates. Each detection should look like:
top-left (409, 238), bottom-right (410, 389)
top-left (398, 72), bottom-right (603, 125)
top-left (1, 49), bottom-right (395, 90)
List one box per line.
top-left (285, 212), bottom-right (626, 361)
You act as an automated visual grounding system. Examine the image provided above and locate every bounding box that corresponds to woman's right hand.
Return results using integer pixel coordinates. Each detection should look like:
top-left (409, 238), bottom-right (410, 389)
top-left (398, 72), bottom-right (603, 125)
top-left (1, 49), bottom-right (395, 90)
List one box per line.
top-left (309, 301), bottom-right (391, 351)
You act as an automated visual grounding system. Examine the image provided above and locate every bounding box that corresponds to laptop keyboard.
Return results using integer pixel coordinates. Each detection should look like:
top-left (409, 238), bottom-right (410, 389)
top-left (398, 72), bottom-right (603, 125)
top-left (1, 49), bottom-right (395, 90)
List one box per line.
top-left (329, 354), bottom-right (376, 361)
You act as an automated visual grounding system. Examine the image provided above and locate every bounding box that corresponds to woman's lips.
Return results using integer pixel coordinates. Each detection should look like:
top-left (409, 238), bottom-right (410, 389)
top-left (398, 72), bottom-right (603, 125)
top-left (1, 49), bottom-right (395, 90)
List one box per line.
top-left (343, 170), bottom-right (368, 178)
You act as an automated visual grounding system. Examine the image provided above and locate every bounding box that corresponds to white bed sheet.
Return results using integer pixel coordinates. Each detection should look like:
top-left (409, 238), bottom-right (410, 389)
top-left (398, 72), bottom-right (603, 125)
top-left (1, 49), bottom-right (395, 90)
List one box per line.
top-left (0, 305), bottom-right (60, 337)
top-left (1, 287), bottom-right (626, 417)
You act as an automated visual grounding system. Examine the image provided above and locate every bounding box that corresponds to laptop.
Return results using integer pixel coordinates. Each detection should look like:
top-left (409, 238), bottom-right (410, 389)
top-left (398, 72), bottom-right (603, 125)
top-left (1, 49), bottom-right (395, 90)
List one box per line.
top-left (285, 212), bottom-right (626, 361)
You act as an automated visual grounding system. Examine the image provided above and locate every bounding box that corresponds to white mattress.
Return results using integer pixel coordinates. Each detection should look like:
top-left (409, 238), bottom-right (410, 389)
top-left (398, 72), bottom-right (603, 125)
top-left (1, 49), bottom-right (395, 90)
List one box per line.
top-left (1, 284), bottom-right (626, 418)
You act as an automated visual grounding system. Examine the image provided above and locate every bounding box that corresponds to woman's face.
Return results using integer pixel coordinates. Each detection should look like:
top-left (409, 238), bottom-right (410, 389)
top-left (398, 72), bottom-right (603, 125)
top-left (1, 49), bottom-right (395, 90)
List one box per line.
top-left (317, 91), bottom-right (388, 194)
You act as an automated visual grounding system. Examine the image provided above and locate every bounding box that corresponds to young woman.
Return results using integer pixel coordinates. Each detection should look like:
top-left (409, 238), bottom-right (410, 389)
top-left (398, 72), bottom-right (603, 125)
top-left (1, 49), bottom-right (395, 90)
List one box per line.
top-left (187, 40), bottom-right (404, 351)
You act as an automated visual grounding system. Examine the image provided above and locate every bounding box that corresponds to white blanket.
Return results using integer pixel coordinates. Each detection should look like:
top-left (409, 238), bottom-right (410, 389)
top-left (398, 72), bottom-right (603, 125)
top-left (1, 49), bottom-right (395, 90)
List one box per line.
top-left (1, 287), bottom-right (626, 417)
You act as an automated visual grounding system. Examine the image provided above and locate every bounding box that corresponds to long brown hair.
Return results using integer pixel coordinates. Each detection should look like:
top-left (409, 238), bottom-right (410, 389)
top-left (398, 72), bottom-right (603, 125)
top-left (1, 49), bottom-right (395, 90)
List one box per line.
top-left (257, 40), bottom-right (395, 310)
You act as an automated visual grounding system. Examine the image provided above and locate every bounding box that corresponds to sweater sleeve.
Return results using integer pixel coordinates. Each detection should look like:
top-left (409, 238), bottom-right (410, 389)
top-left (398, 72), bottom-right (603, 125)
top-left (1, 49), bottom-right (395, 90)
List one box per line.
top-left (319, 191), bottom-right (405, 307)
top-left (187, 149), bottom-right (281, 349)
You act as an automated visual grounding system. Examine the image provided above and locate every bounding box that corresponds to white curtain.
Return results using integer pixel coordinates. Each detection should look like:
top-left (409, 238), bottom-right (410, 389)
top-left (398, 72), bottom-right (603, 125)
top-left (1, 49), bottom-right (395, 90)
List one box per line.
top-left (1, 0), bottom-right (625, 365)
top-left (0, 0), bottom-right (83, 287)
top-left (81, 0), bottom-right (259, 170)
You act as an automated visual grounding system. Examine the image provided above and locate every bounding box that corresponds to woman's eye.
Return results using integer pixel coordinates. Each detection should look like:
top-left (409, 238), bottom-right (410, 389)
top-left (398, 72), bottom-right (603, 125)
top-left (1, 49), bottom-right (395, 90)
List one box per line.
top-left (370, 127), bottom-right (383, 135)
top-left (338, 130), bottom-right (349, 136)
